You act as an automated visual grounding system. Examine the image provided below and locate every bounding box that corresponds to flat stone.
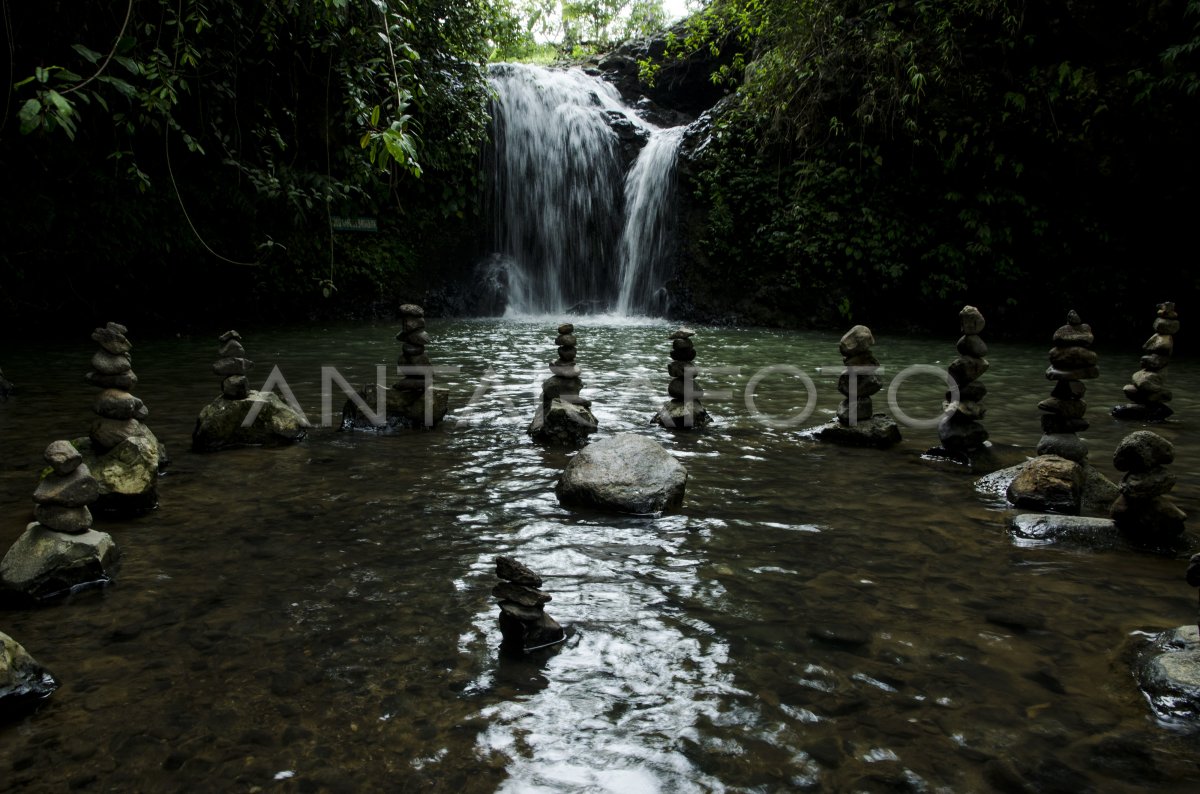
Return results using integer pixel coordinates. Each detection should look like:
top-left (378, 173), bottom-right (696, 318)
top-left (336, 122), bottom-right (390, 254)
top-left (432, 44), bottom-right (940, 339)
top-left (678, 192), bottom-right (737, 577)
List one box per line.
top-left (1049, 346), bottom-right (1098, 370)
top-left (44, 440), bottom-right (82, 475)
top-left (398, 303), bottom-right (424, 317)
top-left (90, 351), bottom-right (132, 376)
top-left (669, 345), bottom-right (697, 362)
top-left (498, 600), bottom-right (544, 621)
top-left (542, 376), bottom-right (583, 400)
top-left (836, 397), bottom-right (874, 426)
top-left (218, 339), bottom-right (246, 357)
top-left (1132, 369), bottom-right (1169, 397)
top-left (671, 338), bottom-right (695, 353)
top-left (838, 325), bottom-right (874, 358)
top-left (654, 398), bottom-right (711, 429)
top-left (812, 414), bottom-right (902, 449)
top-left (1036, 433), bottom-right (1089, 463)
top-left (1051, 380), bottom-right (1087, 400)
top-left (1113, 430), bottom-right (1175, 472)
top-left (1144, 334), bottom-right (1174, 355)
top-left (558, 346), bottom-right (577, 363)
top-left (1006, 456), bottom-right (1083, 514)
top-left (938, 413), bottom-right (988, 453)
top-left (218, 330), bottom-right (242, 343)
top-left (499, 609), bottom-right (564, 652)
top-left (557, 433), bottom-right (687, 514)
top-left (213, 357), bottom-right (253, 376)
top-left (401, 316), bottom-right (426, 333)
top-left (1052, 323), bottom-right (1094, 347)
top-left (1008, 514), bottom-right (1119, 547)
top-left (85, 370), bottom-right (137, 391)
top-left (33, 505), bottom-right (93, 534)
top-left (669, 328), bottom-right (696, 340)
top-left (668, 377), bottom-right (703, 401)
top-left (32, 465), bottom-right (98, 507)
top-left (555, 333), bottom-right (577, 347)
top-left (1112, 402), bottom-right (1174, 421)
top-left (401, 343), bottom-right (426, 358)
top-left (838, 370), bottom-right (882, 397)
top-left (94, 389), bottom-right (147, 421)
top-left (843, 353), bottom-right (879, 368)
top-left (0, 630), bottom-right (58, 714)
top-left (399, 330), bottom-right (430, 348)
top-left (950, 381), bottom-right (987, 403)
top-left (549, 363), bottom-right (581, 379)
top-left (1037, 396), bottom-right (1087, 418)
top-left (959, 306), bottom-right (985, 335)
top-left (1041, 414), bottom-right (1089, 434)
top-left (90, 417), bottom-right (142, 449)
top-left (668, 361), bottom-right (696, 379)
top-left (496, 556), bottom-right (543, 587)
top-left (1123, 382), bottom-right (1171, 403)
top-left (90, 326), bottom-right (131, 355)
top-left (492, 581), bottom-right (551, 606)
top-left (1139, 354), bottom-right (1172, 371)
top-left (557, 323), bottom-right (574, 335)
top-left (1045, 366), bottom-right (1100, 381)
top-left (0, 524), bottom-right (119, 602)
top-left (400, 353), bottom-right (433, 368)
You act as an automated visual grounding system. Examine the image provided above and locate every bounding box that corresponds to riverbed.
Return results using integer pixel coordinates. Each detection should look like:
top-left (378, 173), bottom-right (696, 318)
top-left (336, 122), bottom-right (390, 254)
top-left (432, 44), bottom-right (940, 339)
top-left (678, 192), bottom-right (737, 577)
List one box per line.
top-left (2, 316), bottom-right (1198, 791)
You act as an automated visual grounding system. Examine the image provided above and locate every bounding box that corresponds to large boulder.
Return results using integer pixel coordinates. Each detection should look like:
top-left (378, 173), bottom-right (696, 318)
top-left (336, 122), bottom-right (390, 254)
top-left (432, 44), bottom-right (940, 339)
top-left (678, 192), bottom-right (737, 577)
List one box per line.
top-left (1, 631), bottom-right (57, 718)
top-left (74, 428), bottom-right (164, 514)
top-left (193, 390), bottom-right (310, 451)
top-left (557, 433), bottom-right (687, 514)
top-left (0, 524), bottom-right (120, 602)
top-left (342, 383), bottom-right (449, 431)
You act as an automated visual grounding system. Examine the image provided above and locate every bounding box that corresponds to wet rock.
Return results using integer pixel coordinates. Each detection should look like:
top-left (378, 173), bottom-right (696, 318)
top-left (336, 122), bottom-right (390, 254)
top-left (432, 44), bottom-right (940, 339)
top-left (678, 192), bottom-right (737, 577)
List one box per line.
top-left (1134, 626), bottom-right (1200, 721)
top-left (32, 463), bottom-right (99, 507)
top-left (813, 415), bottom-right (902, 449)
top-left (74, 431), bottom-right (163, 515)
top-left (494, 557), bottom-right (564, 653)
top-left (1006, 456), bottom-right (1083, 514)
top-left (654, 328), bottom-right (711, 429)
top-left (1008, 514), bottom-right (1120, 546)
top-left (90, 350), bottom-right (132, 376)
top-left (43, 440), bottom-right (83, 476)
top-left (93, 389), bottom-right (147, 421)
top-left (34, 505), bottom-right (93, 534)
top-left (1113, 430), bottom-right (1175, 471)
top-left (1110, 430), bottom-right (1186, 544)
top-left (194, 391), bottom-right (310, 451)
top-left (0, 524), bottom-right (119, 602)
top-left (557, 433), bottom-right (687, 514)
top-left (0, 631), bottom-right (58, 718)
top-left (1035, 433), bottom-right (1089, 463)
top-left (531, 323), bottom-right (598, 446)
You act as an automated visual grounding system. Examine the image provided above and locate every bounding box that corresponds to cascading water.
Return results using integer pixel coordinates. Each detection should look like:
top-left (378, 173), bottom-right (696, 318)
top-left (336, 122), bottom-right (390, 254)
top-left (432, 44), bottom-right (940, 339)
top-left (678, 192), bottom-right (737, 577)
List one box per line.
top-left (486, 63), bottom-right (683, 317)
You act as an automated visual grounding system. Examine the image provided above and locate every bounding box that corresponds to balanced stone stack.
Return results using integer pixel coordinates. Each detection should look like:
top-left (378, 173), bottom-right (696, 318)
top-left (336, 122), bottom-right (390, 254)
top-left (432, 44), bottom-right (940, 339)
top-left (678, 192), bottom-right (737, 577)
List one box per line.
top-left (494, 556), bottom-right (564, 653)
top-left (653, 328), bottom-right (710, 429)
top-left (77, 322), bottom-right (164, 513)
top-left (0, 441), bottom-right (120, 602)
top-left (1113, 302), bottom-right (1179, 421)
top-left (193, 331), bottom-right (309, 450)
top-left (1036, 310), bottom-right (1098, 463)
top-left (935, 306), bottom-right (990, 458)
top-left (215, 330), bottom-right (252, 399)
top-left (813, 325), bottom-right (901, 448)
top-left (529, 322), bottom-right (598, 445)
top-left (1110, 430), bottom-right (1186, 544)
top-left (342, 303), bottom-right (448, 430)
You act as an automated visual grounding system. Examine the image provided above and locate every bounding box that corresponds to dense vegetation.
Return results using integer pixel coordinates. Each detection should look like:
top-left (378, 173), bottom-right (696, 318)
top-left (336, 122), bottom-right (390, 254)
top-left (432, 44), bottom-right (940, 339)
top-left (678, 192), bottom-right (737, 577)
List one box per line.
top-left (654, 0), bottom-right (1200, 335)
top-left (2, 1), bottom-right (1197, 339)
top-left (0, 0), bottom-right (523, 329)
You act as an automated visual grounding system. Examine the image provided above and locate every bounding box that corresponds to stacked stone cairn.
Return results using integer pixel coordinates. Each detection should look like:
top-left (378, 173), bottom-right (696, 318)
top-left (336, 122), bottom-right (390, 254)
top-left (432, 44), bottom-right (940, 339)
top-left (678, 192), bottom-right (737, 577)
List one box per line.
top-left (0, 441), bottom-right (120, 602)
top-left (494, 556), bottom-right (564, 653)
top-left (1006, 311), bottom-right (1106, 514)
top-left (529, 322), bottom-right (598, 445)
top-left (1037, 310), bottom-right (1100, 462)
top-left (1113, 302), bottom-right (1179, 421)
top-left (934, 306), bottom-right (990, 459)
top-left (342, 303), bottom-right (448, 430)
top-left (78, 322), bottom-right (163, 513)
top-left (193, 331), bottom-right (309, 450)
top-left (813, 325), bottom-right (901, 448)
top-left (653, 327), bottom-right (711, 429)
top-left (1110, 430), bottom-right (1186, 544)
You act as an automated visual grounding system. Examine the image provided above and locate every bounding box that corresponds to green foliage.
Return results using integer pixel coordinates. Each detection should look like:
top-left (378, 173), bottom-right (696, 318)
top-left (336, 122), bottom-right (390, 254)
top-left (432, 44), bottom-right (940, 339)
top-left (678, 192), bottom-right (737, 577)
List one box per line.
top-left (514, 0), bottom-right (672, 53)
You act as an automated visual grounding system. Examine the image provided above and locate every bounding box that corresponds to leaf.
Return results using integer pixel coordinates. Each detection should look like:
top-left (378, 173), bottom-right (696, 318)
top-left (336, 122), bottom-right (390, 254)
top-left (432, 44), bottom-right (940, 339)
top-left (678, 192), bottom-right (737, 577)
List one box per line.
top-left (370, 104), bottom-right (380, 127)
top-left (46, 89), bottom-right (73, 117)
top-left (17, 98), bottom-right (42, 134)
top-left (114, 55), bottom-right (141, 75)
top-left (72, 43), bottom-right (103, 64)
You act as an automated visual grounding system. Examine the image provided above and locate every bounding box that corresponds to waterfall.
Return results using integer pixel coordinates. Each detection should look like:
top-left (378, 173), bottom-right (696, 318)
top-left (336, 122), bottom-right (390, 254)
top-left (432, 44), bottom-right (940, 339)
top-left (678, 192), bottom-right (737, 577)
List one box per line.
top-left (615, 127), bottom-right (683, 316)
top-left (486, 63), bottom-right (683, 317)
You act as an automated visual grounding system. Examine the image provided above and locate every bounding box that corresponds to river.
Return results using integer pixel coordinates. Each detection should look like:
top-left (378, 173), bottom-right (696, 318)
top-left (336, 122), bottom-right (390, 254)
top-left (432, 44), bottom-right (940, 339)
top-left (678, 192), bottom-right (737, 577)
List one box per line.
top-left (1, 316), bottom-right (1197, 791)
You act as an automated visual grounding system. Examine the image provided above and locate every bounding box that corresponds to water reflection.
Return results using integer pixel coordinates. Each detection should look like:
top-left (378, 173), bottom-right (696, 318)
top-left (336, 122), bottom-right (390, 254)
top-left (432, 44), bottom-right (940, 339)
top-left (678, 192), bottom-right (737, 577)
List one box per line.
top-left (0, 318), bottom-right (1197, 791)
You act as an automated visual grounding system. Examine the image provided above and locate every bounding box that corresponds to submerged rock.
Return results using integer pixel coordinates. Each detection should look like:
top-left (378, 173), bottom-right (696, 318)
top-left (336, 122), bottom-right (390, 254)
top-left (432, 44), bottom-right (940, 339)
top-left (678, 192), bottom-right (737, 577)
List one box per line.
top-left (1134, 626), bottom-right (1200, 721)
top-left (812, 414), bottom-right (902, 449)
top-left (557, 433), bottom-right (687, 514)
top-left (0, 524), bottom-right (119, 602)
top-left (0, 631), bottom-right (58, 718)
top-left (1008, 514), bottom-right (1121, 549)
top-left (341, 383), bottom-right (449, 431)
